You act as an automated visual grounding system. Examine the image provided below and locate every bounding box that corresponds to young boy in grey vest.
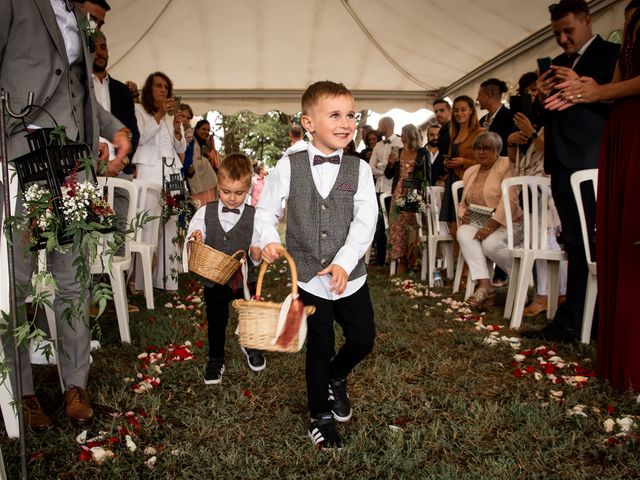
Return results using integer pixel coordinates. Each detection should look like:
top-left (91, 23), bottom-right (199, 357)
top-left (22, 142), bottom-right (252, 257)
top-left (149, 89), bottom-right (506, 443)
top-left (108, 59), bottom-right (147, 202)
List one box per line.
top-left (186, 153), bottom-right (265, 384)
top-left (255, 81), bottom-right (378, 449)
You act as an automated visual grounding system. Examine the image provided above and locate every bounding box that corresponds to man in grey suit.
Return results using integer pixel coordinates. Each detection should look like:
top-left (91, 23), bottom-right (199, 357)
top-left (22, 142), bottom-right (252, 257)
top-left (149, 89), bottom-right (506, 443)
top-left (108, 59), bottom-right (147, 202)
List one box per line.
top-left (0, 0), bottom-right (131, 428)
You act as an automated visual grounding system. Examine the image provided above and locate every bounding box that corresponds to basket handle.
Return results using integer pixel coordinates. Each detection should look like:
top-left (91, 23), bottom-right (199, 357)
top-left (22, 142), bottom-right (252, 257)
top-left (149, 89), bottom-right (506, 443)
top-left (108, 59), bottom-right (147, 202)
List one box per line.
top-left (255, 248), bottom-right (298, 299)
top-left (230, 249), bottom-right (246, 261)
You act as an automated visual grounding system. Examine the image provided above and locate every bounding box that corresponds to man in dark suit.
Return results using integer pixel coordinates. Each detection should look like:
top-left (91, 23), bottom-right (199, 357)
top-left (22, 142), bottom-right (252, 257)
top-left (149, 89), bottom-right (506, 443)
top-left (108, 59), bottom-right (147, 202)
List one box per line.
top-left (477, 78), bottom-right (517, 156)
top-left (524, 0), bottom-right (618, 342)
top-left (429, 98), bottom-right (451, 186)
top-left (92, 32), bottom-right (140, 175)
top-left (0, 0), bottom-right (130, 429)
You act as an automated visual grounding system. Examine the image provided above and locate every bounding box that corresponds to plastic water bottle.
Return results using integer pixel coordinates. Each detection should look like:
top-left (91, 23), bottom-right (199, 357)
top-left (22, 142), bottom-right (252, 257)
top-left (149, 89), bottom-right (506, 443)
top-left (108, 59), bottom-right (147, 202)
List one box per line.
top-left (433, 270), bottom-right (443, 287)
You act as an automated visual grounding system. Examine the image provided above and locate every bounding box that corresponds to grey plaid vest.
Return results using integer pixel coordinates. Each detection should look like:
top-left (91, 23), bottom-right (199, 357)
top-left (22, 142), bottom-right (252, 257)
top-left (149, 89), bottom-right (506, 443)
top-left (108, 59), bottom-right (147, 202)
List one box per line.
top-left (286, 151), bottom-right (366, 283)
top-left (202, 201), bottom-right (256, 287)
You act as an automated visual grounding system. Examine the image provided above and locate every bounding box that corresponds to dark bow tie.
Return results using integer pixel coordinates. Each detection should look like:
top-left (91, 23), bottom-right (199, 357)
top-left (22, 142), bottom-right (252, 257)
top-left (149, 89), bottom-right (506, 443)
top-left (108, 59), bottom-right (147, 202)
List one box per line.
top-left (313, 154), bottom-right (340, 166)
top-left (383, 139), bottom-right (391, 144)
top-left (222, 206), bottom-right (240, 214)
top-left (61, 0), bottom-right (74, 12)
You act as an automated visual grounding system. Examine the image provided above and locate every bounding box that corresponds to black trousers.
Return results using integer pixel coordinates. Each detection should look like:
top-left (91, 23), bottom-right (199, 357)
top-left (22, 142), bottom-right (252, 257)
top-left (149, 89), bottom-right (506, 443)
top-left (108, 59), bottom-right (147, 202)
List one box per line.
top-left (374, 193), bottom-right (391, 265)
top-left (299, 283), bottom-right (375, 416)
top-left (550, 165), bottom-right (596, 334)
top-left (203, 282), bottom-right (255, 360)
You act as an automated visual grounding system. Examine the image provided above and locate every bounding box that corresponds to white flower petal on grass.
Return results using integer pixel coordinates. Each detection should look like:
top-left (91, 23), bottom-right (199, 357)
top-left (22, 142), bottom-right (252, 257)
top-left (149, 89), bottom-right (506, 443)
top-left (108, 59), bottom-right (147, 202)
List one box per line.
top-left (388, 425), bottom-right (403, 433)
top-left (144, 446), bottom-right (157, 456)
top-left (616, 417), bottom-right (635, 433)
top-left (90, 447), bottom-right (115, 464)
top-left (513, 354), bottom-right (526, 362)
top-left (164, 303), bottom-right (173, 308)
top-left (534, 372), bottom-right (543, 381)
top-left (549, 390), bottom-right (564, 399)
top-left (76, 430), bottom-right (87, 444)
top-left (145, 456), bottom-right (157, 469)
top-left (603, 418), bottom-right (616, 433)
top-left (125, 434), bottom-right (137, 452)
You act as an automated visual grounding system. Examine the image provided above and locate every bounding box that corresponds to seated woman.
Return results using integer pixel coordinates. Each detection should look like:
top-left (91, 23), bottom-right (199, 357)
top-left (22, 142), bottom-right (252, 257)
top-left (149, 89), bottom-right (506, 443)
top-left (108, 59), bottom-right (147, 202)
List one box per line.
top-left (457, 132), bottom-right (522, 309)
top-left (384, 124), bottom-right (428, 274)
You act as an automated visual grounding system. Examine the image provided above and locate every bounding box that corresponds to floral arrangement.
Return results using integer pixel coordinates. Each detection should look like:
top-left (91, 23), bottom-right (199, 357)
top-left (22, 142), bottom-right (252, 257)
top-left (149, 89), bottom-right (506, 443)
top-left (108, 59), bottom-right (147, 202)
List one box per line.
top-left (161, 191), bottom-right (197, 227)
top-left (394, 189), bottom-right (428, 214)
top-left (79, 12), bottom-right (98, 52)
top-left (22, 169), bottom-right (116, 251)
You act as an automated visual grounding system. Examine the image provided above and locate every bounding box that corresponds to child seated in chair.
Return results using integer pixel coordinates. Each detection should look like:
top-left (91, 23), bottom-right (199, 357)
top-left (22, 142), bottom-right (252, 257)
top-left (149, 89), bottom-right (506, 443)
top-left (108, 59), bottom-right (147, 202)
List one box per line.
top-left (186, 153), bottom-right (263, 384)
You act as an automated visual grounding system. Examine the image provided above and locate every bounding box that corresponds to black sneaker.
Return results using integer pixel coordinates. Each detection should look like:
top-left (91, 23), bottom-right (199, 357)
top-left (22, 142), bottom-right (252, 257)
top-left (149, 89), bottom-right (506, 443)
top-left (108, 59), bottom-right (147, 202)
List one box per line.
top-left (241, 347), bottom-right (266, 372)
top-left (329, 378), bottom-right (352, 422)
top-left (204, 359), bottom-right (225, 385)
top-left (308, 412), bottom-right (343, 450)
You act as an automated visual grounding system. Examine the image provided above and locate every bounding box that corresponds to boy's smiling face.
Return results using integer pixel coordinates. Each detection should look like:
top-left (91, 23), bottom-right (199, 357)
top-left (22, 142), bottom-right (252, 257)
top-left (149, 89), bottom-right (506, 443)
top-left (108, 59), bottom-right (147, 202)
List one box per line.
top-left (301, 94), bottom-right (356, 155)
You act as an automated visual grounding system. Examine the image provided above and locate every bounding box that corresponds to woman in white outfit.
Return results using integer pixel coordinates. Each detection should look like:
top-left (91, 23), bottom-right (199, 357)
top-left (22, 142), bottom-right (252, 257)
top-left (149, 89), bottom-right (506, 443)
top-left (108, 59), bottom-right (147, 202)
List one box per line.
top-left (133, 72), bottom-right (187, 291)
top-left (457, 132), bottom-right (523, 309)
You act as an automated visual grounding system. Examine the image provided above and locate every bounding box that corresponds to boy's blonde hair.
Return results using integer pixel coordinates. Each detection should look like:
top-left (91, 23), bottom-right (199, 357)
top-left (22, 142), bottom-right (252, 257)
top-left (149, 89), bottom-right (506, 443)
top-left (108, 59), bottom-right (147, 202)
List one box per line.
top-left (217, 153), bottom-right (253, 187)
top-left (301, 80), bottom-right (353, 114)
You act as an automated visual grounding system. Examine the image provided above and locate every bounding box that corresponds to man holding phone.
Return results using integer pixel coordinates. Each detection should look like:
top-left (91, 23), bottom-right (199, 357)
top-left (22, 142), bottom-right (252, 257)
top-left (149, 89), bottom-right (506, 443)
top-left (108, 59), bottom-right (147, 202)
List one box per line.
top-left (524, 0), bottom-right (618, 342)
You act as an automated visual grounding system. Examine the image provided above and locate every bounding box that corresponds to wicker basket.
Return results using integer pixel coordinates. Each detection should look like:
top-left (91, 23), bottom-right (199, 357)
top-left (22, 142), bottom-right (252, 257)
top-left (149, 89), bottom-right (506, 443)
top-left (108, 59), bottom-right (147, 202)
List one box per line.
top-left (233, 250), bottom-right (315, 353)
top-left (187, 241), bottom-right (245, 285)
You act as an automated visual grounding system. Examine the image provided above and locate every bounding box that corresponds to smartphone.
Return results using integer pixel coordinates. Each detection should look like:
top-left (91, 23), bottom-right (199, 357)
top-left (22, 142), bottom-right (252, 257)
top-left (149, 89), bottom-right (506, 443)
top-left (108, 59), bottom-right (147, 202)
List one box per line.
top-left (537, 57), bottom-right (552, 75)
top-left (509, 95), bottom-right (533, 119)
top-left (168, 95), bottom-right (181, 115)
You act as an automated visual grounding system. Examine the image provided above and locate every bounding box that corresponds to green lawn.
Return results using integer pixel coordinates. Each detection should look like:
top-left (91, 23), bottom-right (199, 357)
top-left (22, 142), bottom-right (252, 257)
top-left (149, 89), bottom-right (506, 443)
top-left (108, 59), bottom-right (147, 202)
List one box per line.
top-left (2, 265), bottom-right (639, 479)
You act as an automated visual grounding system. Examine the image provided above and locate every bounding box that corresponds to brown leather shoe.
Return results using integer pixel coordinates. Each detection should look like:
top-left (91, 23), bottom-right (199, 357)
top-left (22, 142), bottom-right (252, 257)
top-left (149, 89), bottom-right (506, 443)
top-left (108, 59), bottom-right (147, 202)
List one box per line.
top-left (523, 295), bottom-right (548, 316)
top-left (23, 395), bottom-right (53, 430)
top-left (64, 387), bottom-right (94, 424)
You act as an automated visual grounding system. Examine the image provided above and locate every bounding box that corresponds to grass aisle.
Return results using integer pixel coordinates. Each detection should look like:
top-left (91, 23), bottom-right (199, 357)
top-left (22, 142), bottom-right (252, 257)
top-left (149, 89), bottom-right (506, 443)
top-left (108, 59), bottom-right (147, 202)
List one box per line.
top-left (2, 265), bottom-right (640, 479)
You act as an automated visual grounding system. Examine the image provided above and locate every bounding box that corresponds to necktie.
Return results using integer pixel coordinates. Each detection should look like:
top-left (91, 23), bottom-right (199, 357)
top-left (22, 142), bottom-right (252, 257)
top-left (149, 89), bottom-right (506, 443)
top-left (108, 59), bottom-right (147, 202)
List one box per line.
top-left (312, 154), bottom-right (340, 166)
top-left (61, 0), bottom-right (74, 11)
top-left (222, 206), bottom-right (240, 214)
top-left (564, 53), bottom-right (578, 68)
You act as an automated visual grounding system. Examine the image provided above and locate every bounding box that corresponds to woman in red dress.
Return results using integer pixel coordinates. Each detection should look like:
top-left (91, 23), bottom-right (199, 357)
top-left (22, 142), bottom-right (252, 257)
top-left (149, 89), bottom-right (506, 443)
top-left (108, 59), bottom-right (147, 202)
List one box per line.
top-left (547, 0), bottom-right (640, 391)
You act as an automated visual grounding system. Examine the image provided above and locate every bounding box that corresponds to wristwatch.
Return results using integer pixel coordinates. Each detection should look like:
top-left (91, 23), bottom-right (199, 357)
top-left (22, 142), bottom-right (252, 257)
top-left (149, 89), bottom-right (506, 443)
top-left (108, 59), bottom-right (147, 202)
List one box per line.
top-left (120, 156), bottom-right (130, 166)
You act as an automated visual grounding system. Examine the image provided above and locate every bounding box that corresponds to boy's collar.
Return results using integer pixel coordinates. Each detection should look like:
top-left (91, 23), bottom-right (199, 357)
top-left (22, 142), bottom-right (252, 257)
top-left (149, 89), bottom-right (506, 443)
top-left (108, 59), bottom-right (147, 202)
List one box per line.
top-left (218, 201), bottom-right (245, 214)
top-left (308, 143), bottom-right (343, 160)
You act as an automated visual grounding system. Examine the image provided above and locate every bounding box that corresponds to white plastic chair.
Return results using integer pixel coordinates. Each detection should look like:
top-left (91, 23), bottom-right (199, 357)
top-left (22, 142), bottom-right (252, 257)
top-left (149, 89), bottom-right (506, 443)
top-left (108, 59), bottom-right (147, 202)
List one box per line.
top-left (501, 176), bottom-right (567, 330)
top-left (130, 180), bottom-right (162, 310)
top-left (451, 180), bottom-right (475, 300)
top-left (378, 192), bottom-right (395, 275)
top-left (570, 169), bottom-right (598, 344)
top-left (91, 177), bottom-right (138, 343)
top-left (424, 186), bottom-right (454, 286)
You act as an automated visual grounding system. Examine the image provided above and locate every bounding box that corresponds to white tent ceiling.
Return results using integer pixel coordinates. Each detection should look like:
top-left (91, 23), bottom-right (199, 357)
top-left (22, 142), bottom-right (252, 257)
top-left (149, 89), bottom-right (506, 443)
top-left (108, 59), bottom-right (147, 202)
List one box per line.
top-left (103, 0), bottom-right (625, 115)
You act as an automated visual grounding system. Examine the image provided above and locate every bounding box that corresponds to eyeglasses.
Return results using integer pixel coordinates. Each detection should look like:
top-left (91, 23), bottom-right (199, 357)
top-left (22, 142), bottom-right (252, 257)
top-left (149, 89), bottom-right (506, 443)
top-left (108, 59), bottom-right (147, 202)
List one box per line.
top-left (473, 145), bottom-right (493, 153)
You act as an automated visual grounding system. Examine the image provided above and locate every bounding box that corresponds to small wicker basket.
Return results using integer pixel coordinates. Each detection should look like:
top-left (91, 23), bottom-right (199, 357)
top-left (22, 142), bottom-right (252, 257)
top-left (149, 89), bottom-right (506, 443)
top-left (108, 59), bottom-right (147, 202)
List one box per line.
top-left (233, 250), bottom-right (315, 353)
top-left (187, 241), bottom-right (245, 285)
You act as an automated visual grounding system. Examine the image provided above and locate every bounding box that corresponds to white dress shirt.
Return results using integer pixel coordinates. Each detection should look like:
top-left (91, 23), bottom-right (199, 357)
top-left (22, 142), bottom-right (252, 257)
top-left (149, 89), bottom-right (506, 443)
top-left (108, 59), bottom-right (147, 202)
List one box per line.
top-left (186, 202), bottom-right (260, 266)
top-left (92, 74), bottom-right (115, 158)
top-left (50, 0), bottom-right (82, 65)
top-left (283, 139), bottom-right (308, 157)
top-left (368, 133), bottom-right (403, 194)
top-left (254, 143), bottom-right (377, 300)
top-left (427, 147), bottom-right (439, 165)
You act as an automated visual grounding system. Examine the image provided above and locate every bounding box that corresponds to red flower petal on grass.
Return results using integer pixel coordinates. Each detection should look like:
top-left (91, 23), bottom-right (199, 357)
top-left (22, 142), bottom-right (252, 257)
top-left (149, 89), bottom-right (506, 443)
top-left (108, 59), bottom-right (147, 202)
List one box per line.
top-left (392, 417), bottom-right (408, 427)
top-left (194, 340), bottom-right (203, 349)
top-left (78, 450), bottom-right (92, 462)
top-left (243, 389), bottom-right (252, 398)
top-left (607, 405), bottom-right (616, 414)
top-left (513, 369), bottom-right (524, 378)
top-left (29, 451), bottom-right (45, 462)
top-left (118, 426), bottom-right (130, 436)
top-left (106, 437), bottom-right (119, 444)
top-left (525, 366), bottom-right (537, 374)
top-left (606, 437), bottom-right (622, 446)
top-left (86, 441), bottom-right (102, 448)
top-left (543, 363), bottom-right (557, 375)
